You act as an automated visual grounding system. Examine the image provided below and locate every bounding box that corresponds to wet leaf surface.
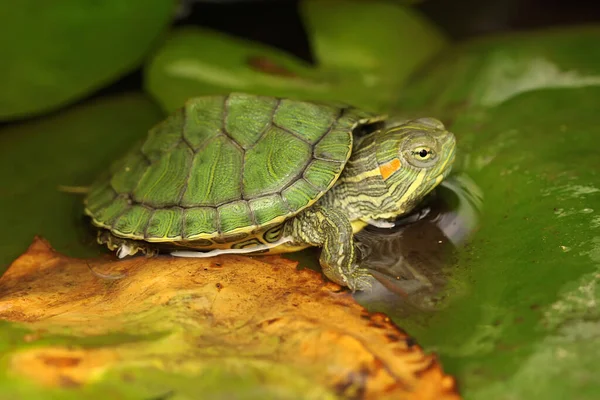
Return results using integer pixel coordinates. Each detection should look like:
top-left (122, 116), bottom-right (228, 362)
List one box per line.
top-left (384, 26), bottom-right (600, 399)
top-left (0, 0), bottom-right (174, 120)
top-left (0, 237), bottom-right (460, 400)
top-left (145, 1), bottom-right (445, 113)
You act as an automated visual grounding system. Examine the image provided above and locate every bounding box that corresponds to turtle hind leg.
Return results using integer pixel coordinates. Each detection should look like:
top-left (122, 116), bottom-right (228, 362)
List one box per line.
top-left (97, 230), bottom-right (158, 258)
top-left (285, 205), bottom-right (374, 292)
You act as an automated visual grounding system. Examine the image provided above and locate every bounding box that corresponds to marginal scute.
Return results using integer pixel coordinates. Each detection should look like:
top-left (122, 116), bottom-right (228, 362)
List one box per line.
top-left (281, 179), bottom-right (321, 212)
top-left (304, 159), bottom-right (342, 191)
top-left (249, 194), bottom-right (291, 226)
top-left (218, 201), bottom-right (254, 233)
top-left (225, 94), bottom-right (278, 149)
top-left (132, 143), bottom-right (194, 208)
top-left (183, 207), bottom-right (218, 239)
top-left (243, 126), bottom-right (312, 198)
top-left (273, 99), bottom-right (339, 143)
top-left (183, 96), bottom-right (225, 151)
top-left (335, 110), bottom-right (367, 136)
top-left (85, 181), bottom-right (116, 215)
top-left (314, 125), bottom-right (353, 161)
top-left (93, 195), bottom-right (129, 227)
top-left (181, 135), bottom-right (243, 207)
top-left (112, 205), bottom-right (153, 238)
top-left (146, 208), bottom-right (183, 240)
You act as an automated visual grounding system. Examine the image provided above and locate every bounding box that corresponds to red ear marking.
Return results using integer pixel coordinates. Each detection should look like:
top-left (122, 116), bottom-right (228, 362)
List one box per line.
top-left (379, 158), bottom-right (401, 180)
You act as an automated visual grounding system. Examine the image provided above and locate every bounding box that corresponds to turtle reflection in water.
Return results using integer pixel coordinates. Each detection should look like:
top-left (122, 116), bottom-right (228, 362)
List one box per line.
top-left (355, 174), bottom-right (483, 310)
top-left (84, 93), bottom-right (456, 291)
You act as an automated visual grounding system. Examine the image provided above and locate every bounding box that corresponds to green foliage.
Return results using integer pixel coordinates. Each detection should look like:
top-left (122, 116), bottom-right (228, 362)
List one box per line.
top-left (145, 2), bottom-right (446, 113)
top-left (393, 26), bottom-right (600, 399)
top-left (0, 0), bottom-right (174, 120)
top-left (0, 94), bottom-right (164, 270)
top-left (0, 0), bottom-right (599, 398)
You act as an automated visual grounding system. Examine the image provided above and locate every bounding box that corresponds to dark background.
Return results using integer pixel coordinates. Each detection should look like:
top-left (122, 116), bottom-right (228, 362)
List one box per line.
top-left (174, 0), bottom-right (600, 62)
top-left (100, 0), bottom-right (600, 98)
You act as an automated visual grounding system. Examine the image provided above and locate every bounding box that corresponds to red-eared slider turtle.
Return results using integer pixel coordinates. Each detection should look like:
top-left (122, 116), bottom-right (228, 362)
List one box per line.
top-left (84, 93), bottom-right (456, 291)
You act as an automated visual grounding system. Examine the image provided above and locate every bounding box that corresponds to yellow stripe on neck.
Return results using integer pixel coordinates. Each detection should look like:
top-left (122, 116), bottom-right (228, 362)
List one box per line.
top-left (339, 168), bottom-right (381, 183)
top-left (393, 169), bottom-right (427, 210)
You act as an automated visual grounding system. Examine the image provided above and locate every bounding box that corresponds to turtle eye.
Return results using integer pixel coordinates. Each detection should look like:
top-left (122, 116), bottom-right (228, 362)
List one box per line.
top-left (412, 146), bottom-right (434, 161)
top-left (400, 134), bottom-right (438, 168)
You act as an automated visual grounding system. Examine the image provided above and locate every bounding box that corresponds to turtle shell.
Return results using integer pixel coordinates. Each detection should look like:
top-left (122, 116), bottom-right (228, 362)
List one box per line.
top-left (84, 93), bottom-right (377, 242)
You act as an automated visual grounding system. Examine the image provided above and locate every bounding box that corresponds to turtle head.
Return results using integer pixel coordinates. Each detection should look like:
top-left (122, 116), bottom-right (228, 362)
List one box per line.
top-left (374, 117), bottom-right (456, 216)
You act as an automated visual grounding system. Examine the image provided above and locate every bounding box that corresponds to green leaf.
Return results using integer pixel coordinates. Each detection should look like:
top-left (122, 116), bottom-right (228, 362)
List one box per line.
top-left (300, 0), bottom-right (446, 111)
top-left (0, 94), bottom-right (164, 272)
top-left (145, 1), bottom-right (446, 113)
top-left (145, 27), bottom-right (332, 113)
top-left (388, 26), bottom-right (600, 399)
top-left (397, 26), bottom-right (600, 117)
top-left (0, 0), bottom-right (175, 121)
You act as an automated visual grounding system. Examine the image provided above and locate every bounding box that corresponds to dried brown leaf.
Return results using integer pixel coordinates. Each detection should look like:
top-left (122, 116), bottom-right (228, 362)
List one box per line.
top-left (0, 237), bottom-right (460, 399)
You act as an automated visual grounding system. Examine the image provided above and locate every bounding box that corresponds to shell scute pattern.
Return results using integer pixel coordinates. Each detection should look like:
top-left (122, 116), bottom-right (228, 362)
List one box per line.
top-left (181, 135), bottom-right (243, 207)
top-left (146, 208), bottom-right (183, 239)
top-left (182, 97), bottom-right (223, 150)
top-left (133, 143), bottom-right (194, 208)
top-left (224, 95), bottom-right (278, 149)
top-left (85, 93), bottom-right (364, 242)
top-left (242, 125), bottom-right (312, 198)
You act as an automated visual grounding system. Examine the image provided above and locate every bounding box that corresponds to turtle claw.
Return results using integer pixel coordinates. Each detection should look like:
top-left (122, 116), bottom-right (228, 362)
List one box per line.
top-left (116, 244), bottom-right (135, 258)
top-left (344, 264), bottom-right (375, 292)
top-left (347, 274), bottom-right (375, 292)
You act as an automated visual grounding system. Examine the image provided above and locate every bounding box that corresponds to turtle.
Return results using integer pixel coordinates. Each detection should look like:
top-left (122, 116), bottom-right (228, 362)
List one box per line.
top-left (84, 93), bottom-right (456, 291)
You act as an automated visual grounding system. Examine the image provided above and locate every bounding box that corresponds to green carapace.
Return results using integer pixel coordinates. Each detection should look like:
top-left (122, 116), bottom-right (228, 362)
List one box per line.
top-left (85, 93), bottom-right (456, 291)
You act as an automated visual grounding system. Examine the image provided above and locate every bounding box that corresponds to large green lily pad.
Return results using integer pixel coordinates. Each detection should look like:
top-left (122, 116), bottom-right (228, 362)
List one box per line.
top-left (0, 0), bottom-right (174, 121)
top-left (387, 26), bottom-right (600, 399)
top-left (0, 94), bottom-right (164, 271)
top-left (145, 1), bottom-right (445, 113)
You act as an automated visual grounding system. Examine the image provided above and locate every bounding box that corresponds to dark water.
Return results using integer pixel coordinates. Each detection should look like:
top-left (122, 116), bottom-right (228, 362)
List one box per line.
top-left (353, 174), bottom-right (483, 316)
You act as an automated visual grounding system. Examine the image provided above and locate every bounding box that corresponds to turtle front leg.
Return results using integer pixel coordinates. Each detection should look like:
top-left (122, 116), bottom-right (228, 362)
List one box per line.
top-left (285, 205), bottom-right (374, 291)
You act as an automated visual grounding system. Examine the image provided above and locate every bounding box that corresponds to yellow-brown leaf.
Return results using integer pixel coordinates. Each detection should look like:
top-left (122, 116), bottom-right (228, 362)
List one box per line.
top-left (0, 237), bottom-right (460, 400)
